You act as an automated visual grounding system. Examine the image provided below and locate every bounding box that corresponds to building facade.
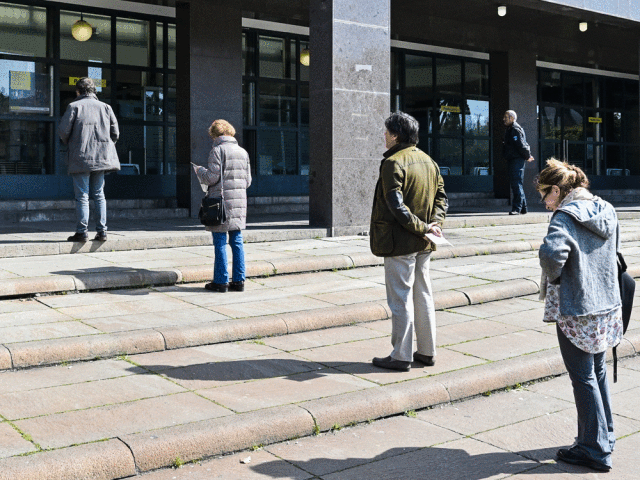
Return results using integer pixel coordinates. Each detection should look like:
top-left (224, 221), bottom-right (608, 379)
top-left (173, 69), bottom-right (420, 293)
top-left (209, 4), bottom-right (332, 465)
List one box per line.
top-left (0, 0), bottom-right (639, 235)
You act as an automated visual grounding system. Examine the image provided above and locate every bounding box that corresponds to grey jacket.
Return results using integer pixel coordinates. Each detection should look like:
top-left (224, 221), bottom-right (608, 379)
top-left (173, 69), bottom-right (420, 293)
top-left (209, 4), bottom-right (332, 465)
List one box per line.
top-left (58, 94), bottom-right (120, 174)
top-left (195, 136), bottom-right (252, 233)
top-left (539, 196), bottom-right (621, 316)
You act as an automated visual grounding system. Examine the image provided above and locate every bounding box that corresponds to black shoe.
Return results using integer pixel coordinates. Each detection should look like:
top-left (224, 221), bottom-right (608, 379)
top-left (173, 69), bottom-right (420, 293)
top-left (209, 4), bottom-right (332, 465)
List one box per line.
top-left (413, 352), bottom-right (435, 366)
top-left (521, 207), bottom-right (528, 214)
top-left (556, 447), bottom-right (611, 472)
top-left (229, 281), bottom-right (245, 292)
top-left (94, 232), bottom-right (107, 241)
top-left (67, 232), bottom-right (89, 242)
top-left (509, 211), bottom-right (520, 215)
top-left (372, 355), bottom-right (411, 372)
top-left (204, 282), bottom-right (228, 293)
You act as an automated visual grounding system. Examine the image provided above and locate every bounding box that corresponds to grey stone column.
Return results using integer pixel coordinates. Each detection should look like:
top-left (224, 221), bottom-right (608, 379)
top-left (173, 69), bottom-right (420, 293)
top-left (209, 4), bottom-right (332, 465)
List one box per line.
top-left (490, 49), bottom-right (539, 207)
top-left (175, 0), bottom-right (243, 217)
top-left (309, 0), bottom-right (390, 236)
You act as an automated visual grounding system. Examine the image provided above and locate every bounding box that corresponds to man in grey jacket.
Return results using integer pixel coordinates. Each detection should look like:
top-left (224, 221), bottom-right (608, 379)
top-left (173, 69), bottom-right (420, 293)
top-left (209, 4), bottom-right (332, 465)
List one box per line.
top-left (58, 77), bottom-right (120, 242)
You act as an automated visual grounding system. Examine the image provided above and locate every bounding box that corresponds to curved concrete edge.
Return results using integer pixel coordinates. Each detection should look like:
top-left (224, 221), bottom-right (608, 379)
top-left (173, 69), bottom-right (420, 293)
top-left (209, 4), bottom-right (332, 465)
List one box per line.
top-left (160, 316), bottom-right (289, 350)
top-left (445, 213), bottom-right (551, 228)
top-left (271, 255), bottom-right (354, 275)
top-left (0, 439), bottom-right (135, 480)
top-left (120, 405), bottom-right (316, 473)
top-left (461, 278), bottom-right (539, 304)
top-left (282, 302), bottom-right (390, 334)
top-left (8, 330), bottom-right (165, 368)
top-left (0, 276), bottom-right (75, 297)
top-left (0, 345), bottom-right (11, 369)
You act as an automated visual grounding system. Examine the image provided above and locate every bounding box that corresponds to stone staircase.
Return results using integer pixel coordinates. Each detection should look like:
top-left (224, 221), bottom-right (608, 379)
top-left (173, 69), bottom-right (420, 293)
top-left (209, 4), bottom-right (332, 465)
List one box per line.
top-left (0, 199), bottom-right (188, 224)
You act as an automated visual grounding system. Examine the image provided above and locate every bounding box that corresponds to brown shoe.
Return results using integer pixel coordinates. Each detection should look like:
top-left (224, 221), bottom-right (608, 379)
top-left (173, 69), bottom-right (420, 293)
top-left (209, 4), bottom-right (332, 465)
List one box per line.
top-left (413, 352), bottom-right (435, 366)
top-left (372, 355), bottom-right (411, 372)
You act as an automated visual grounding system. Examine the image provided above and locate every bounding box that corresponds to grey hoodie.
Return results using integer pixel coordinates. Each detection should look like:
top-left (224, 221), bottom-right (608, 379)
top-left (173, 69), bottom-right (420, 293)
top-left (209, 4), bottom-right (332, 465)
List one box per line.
top-left (539, 195), bottom-right (620, 316)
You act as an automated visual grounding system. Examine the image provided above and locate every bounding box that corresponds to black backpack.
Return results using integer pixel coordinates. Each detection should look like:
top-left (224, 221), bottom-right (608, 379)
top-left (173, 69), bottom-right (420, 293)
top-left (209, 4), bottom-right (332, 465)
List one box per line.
top-left (613, 252), bottom-right (635, 383)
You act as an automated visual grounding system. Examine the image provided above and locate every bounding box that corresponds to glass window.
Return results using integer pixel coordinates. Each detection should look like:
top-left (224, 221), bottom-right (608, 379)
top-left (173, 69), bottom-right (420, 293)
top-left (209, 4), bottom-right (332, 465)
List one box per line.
top-left (563, 108), bottom-right (584, 141)
top-left (115, 124), bottom-right (163, 175)
top-left (436, 58), bottom-right (461, 95)
top-left (584, 77), bottom-right (601, 109)
top-left (59, 64), bottom-right (111, 111)
top-left (605, 144), bottom-right (623, 171)
top-left (585, 111), bottom-right (603, 142)
top-left (299, 40), bottom-right (309, 83)
top-left (167, 74), bottom-right (176, 122)
top-left (586, 144), bottom-right (604, 176)
top-left (257, 130), bottom-right (296, 175)
top-left (167, 24), bottom-right (176, 69)
top-left (300, 83), bottom-right (309, 127)
top-left (0, 121), bottom-right (51, 174)
top-left (438, 138), bottom-right (462, 175)
top-left (391, 51), bottom-right (401, 90)
top-left (437, 98), bottom-right (462, 135)
top-left (61, 11), bottom-right (111, 63)
top-left (116, 70), bottom-right (164, 121)
top-left (539, 70), bottom-right (562, 104)
top-left (605, 78), bottom-right (624, 109)
top-left (540, 142), bottom-right (561, 166)
top-left (404, 92), bottom-right (431, 132)
top-left (259, 36), bottom-right (295, 80)
top-left (300, 129), bottom-right (309, 175)
top-left (605, 111), bottom-right (622, 143)
top-left (243, 81), bottom-right (255, 126)
top-left (541, 106), bottom-right (561, 139)
top-left (155, 23), bottom-right (164, 68)
top-left (464, 139), bottom-right (490, 175)
top-left (243, 129), bottom-right (257, 176)
top-left (564, 74), bottom-right (584, 106)
top-left (568, 143), bottom-right (585, 170)
top-left (243, 32), bottom-right (255, 77)
top-left (166, 126), bottom-right (176, 175)
top-left (465, 62), bottom-right (489, 97)
top-left (117, 18), bottom-right (151, 67)
top-left (0, 60), bottom-right (51, 115)
top-left (464, 100), bottom-right (489, 136)
top-left (405, 55), bottom-right (432, 91)
top-left (259, 82), bottom-right (296, 127)
top-left (0, 3), bottom-right (47, 57)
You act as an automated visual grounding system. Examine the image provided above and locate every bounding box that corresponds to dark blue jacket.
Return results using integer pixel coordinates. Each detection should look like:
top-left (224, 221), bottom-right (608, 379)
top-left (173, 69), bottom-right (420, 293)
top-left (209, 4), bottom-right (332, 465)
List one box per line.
top-left (503, 122), bottom-right (531, 161)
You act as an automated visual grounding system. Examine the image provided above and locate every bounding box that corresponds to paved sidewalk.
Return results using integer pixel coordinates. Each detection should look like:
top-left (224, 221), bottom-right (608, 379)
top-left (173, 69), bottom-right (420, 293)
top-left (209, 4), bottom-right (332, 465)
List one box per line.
top-left (134, 354), bottom-right (640, 479)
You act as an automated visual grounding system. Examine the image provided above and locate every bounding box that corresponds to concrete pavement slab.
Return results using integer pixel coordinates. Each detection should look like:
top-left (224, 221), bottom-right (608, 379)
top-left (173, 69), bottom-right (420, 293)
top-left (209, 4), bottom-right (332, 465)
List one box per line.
top-left (0, 439), bottom-right (136, 480)
top-left (0, 321), bottom-right (99, 344)
top-left (207, 295), bottom-right (333, 319)
top-left (0, 422), bottom-right (37, 458)
top-left (197, 367), bottom-right (375, 412)
top-left (436, 318), bottom-right (522, 346)
top-left (447, 329), bottom-right (557, 361)
top-left (121, 405), bottom-right (315, 473)
top-left (0, 374), bottom-right (186, 420)
top-left (262, 325), bottom-right (386, 351)
top-left (264, 416), bottom-right (462, 477)
top-left (0, 347), bottom-right (9, 370)
top-left (14, 392), bottom-right (231, 449)
top-left (0, 309), bottom-right (76, 327)
top-left (308, 286), bottom-right (387, 305)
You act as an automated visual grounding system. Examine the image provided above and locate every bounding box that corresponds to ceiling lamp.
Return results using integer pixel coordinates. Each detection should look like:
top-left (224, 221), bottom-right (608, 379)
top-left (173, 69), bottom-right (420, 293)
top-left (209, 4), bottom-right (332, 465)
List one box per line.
top-left (579, 22), bottom-right (588, 32)
top-left (300, 48), bottom-right (310, 66)
top-left (72, 14), bottom-right (93, 42)
top-left (497, 6), bottom-right (507, 16)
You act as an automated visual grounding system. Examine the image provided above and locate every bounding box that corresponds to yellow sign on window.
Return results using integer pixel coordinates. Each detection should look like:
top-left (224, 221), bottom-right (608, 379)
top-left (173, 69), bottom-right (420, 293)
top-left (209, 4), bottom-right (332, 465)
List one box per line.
top-left (588, 117), bottom-right (602, 124)
top-left (10, 71), bottom-right (31, 91)
top-left (441, 105), bottom-right (461, 113)
top-left (69, 77), bottom-right (107, 88)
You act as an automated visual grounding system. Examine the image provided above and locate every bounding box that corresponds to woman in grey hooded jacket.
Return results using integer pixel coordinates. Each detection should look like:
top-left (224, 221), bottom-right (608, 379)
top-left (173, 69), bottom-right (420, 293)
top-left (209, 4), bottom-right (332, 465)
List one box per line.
top-left (538, 158), bottom-right (622, 473)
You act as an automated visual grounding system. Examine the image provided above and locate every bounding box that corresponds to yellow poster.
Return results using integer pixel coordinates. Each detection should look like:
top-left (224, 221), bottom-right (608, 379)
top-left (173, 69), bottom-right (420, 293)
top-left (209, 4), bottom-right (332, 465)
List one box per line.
top-left (10, 71), bottom-right (31, 90)
top-left (69, 77), bottom-right (107, 87)
top-left (588, 117), bottom-right (602, 124)
top-left (441, 105), bottom-right (461, 113)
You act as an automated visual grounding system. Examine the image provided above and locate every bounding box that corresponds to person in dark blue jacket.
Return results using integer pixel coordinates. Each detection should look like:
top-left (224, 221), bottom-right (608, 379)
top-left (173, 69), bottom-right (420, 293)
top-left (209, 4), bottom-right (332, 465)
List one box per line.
top-left (503, 110), bottom-right (534, 215)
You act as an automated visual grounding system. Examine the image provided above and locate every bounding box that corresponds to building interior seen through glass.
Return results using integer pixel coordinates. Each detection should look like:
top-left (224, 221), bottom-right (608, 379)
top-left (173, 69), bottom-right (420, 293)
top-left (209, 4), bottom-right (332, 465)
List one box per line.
top-left (392, 51), bottom-right (491, 176)
top-left (539, 69), bottom-right (640, 176)
top-left (0, 1), bottom-right (176, 176)
top-left (243, 31), bottom-right (310, 177)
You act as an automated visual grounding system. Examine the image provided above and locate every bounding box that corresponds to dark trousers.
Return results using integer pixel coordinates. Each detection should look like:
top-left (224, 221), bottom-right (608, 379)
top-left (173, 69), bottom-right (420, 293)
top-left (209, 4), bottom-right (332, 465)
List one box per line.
top-left (508, 158), bottom-right (527, 212)
top-left (556, 324), bottom-right (614, 467)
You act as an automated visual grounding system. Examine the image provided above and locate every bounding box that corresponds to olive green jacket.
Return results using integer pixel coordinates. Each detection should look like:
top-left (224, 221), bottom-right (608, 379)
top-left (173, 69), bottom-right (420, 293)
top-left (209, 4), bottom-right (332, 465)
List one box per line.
top-left (370, 144), bottom-right (448, 257)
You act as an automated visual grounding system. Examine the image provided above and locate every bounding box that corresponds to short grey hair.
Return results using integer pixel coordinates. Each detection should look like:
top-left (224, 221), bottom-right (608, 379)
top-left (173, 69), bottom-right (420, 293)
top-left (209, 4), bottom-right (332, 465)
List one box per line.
top-left (75, 77), bottom-right (96, 95)
top-left (506, 110), bottom-right (517, 121)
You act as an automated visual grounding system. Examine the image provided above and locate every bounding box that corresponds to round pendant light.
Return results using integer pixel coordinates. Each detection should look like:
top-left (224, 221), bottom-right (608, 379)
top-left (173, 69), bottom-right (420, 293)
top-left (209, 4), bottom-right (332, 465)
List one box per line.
top-left (300, 49), bottom-right (310, 66)
top-left (72, 14), bottom-right (93, 42)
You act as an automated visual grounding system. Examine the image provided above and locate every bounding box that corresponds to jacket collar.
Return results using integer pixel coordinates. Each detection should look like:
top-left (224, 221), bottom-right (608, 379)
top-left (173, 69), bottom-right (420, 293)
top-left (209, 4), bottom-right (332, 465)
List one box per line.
top-left (383, 143), bottom-right (416, 160)
top-left (76, 93), bottom-right (98, 100)
top-left (213, 135), bottom-right (238, 146)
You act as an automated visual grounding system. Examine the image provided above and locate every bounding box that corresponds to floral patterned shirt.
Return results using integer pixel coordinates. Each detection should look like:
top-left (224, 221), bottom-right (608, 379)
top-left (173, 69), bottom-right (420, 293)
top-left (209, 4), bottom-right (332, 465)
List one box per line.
top-left (544, 283), bottom-right (623, 354)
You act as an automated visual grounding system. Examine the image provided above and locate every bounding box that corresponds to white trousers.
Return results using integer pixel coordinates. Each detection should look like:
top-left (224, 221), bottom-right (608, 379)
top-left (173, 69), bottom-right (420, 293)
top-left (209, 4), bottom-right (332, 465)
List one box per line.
top-left (384, 251), bottom-right (436, 362)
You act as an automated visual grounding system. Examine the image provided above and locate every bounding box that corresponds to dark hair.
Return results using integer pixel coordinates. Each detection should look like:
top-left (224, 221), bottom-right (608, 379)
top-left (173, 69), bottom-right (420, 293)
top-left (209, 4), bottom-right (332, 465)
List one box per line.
top-left (385, 111), bottom-right (419, 145)
top-left (75, 77), bottom-right (96, 95)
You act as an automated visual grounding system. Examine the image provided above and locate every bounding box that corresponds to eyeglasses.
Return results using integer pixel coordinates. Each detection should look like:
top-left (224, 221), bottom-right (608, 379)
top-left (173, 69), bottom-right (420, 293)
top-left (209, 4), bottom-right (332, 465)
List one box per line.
top-left (540, 189), bottom-right (552, 204)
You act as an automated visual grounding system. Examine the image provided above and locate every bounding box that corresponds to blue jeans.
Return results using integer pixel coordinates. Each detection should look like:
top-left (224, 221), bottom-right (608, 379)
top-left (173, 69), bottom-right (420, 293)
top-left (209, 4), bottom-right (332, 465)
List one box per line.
top-left (72, 172), bottom-right (106, 234)
top-left (557, 324), bottom-right (614, 467)
top-left (213, 230), bottom-right (245, 284)
top-left (508, 158), bottom-right (527, 212)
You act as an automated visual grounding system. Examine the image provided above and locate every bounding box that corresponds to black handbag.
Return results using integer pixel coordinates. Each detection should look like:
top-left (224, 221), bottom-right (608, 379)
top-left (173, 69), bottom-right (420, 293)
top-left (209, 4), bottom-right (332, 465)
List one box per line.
top-left (198, 196), bottom-right (226, 226)
top-left (613, 251), bottom-right (635, 382)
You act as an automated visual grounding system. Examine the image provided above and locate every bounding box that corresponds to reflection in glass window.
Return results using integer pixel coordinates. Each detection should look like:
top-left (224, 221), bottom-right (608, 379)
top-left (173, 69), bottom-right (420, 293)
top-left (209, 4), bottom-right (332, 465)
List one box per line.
top-left (167, 24), bottom-right (176, 70)
top-left (0, 121), bottom-right (51, 174)
top-left (156, 23), bottom-right (164, 68)
top-left (60, 11), bottom-right (111, 63)
top-left (167, 74), bottom-right (176, 123)
top-left (465, 62), bottom-right (489, 97)
top-left (539, 70), bottom-right (562, 104)
top-left (116, 124), bottom-right (164, 175)
top-left (300, 40), bottom-right (309, 82)
top-left (243, 33), bottom-right (255, 77)
top-left (406, 55), bottom-right (432, 90)
top-left (259, 82), bottom-right (296, 127)
top-left (563, 108), bottom-right (584, 141)
top-left (117, 18), bottom-right (151, 67)
top-left (464, 100), bottom-right (489, 136)
top-left (257, 130), bottom-right (296, 175)
top-left (541, 106), bottom-right (561, 139)
top-left (437, 99), bottom-right (462, 135)
top-left (243, 81), bottom-right (255, 126)
top-left (438, 138), bottom-right (462, 175)
top-left (59, 65), bottom-right (111, 111)
top-left (564, 74), bottom-right (584, 106)
top-left (464, 139), bottom-right (490, 175)
top-left (116, 70), bottom-right (164, 121)
top-left (0, 60), bottom-right (51, 115)
top-left (586, 144), bottom-right (604, 175)
top-left (259, 36), bottom-right (295, 79)
top-left (0, 3), bottom-right (47, 57)
top-left (436, 58), bottom-right (461, 95)
top-left (300, 129), bottom-right (309, 175)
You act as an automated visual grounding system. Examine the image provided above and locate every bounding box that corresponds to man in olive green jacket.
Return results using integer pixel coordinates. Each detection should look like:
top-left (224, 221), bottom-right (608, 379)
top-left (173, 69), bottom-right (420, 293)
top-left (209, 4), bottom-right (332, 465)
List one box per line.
top-left (370, 112), bottom-right (448, 371)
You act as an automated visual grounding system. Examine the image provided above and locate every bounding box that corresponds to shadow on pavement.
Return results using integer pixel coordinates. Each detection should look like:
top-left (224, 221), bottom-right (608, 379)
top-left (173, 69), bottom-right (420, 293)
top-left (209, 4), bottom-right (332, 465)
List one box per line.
top-left (250, 445), bottom-right (570, 479)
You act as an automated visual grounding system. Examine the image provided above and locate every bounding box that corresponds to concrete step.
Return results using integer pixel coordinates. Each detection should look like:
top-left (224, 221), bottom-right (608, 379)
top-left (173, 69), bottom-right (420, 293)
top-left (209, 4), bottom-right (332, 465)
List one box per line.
top-left (0, 207), bottom-right (189, 224)
top-left (593, 190), bottom-right (640, 204)
top-left (247, 196), bottom-right (309, 216)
